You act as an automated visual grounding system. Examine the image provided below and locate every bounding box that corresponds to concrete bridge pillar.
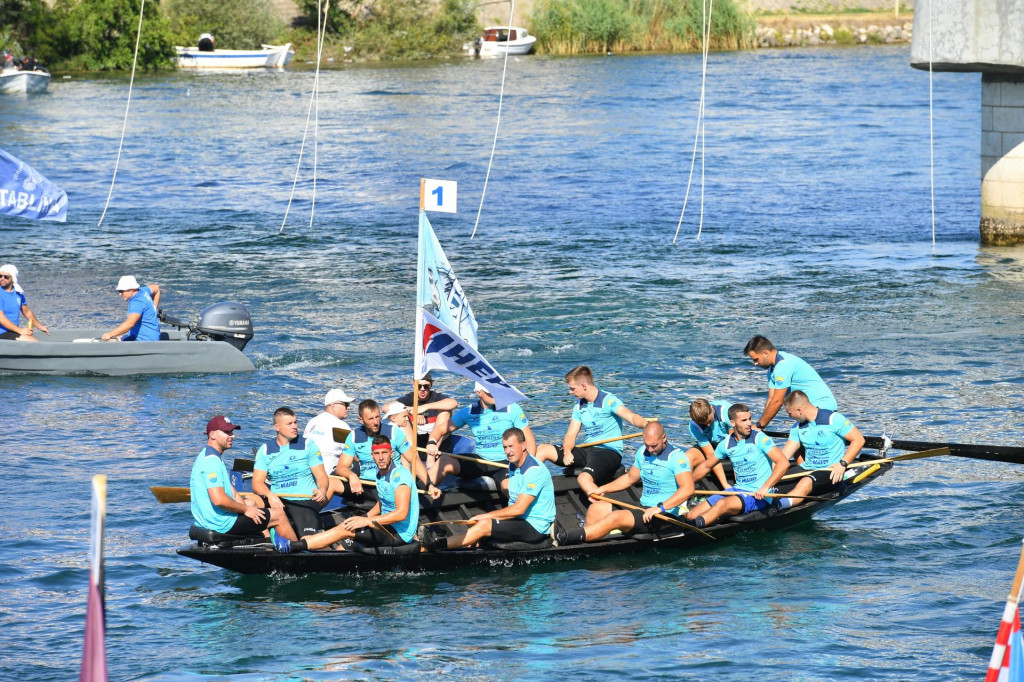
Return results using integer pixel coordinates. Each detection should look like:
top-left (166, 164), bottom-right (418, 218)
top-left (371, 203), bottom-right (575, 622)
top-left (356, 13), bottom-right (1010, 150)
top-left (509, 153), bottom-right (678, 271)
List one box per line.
top-left (911, 0), bottom-right (1024, 245)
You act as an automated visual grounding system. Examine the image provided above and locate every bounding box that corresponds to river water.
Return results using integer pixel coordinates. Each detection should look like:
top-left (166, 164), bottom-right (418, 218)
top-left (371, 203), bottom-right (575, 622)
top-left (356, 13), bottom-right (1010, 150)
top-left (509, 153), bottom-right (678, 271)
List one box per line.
top-left (2, 46), bottom-right (1021, 680)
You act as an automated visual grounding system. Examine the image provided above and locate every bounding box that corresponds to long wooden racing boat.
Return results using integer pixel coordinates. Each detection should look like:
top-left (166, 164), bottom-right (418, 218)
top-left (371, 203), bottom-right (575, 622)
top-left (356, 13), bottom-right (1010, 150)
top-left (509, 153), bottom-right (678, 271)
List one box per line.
top-left (176, 458), bottom-right (892, 575)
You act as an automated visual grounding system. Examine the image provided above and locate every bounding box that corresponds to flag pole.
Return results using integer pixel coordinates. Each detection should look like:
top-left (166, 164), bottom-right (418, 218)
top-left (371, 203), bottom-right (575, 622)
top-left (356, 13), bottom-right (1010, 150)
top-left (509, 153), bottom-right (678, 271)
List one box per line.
top-left (80, 474), bottom-right (108, 682)
top-left (411, 179), bottom-right (425, 477)
top-left (986, 538), bottom-right (1024, 682)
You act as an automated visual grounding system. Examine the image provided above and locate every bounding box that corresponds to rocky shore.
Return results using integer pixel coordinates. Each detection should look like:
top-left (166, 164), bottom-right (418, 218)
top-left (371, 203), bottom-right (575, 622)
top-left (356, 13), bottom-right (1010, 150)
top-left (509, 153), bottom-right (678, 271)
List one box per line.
top-left (754, 17), bottom-right (913, 48)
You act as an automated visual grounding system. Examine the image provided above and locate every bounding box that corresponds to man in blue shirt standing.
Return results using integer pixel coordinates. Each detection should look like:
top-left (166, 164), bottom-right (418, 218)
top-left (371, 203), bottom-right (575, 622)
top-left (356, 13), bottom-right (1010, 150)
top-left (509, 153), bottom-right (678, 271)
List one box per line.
top-left (424, 383), bottom-right (536, 493)
top-left (776, 390), bottom-right (864, 508)
top-left (189, 415), bottom-right (294, 540)
top-left (686, 403), bottom-right (790, 528)
top-left (252, 407), bottom-right (329, 539)
top-left (102, 275), bottom-right (161, 342)
top-left (540, 365), bottom-right (650, 497)
top-left (271, 436), bottom-right (420, 552)
top-left (744, 335), bottom-right (838, 430)
top-left (557, 422), bottom-right (695, 545)
top-left (427, 427), bottom-right (555, 551)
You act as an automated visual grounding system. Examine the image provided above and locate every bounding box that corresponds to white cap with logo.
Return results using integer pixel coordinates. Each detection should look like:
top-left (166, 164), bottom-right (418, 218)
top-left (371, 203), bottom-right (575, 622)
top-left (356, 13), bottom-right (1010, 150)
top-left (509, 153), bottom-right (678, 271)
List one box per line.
top-left (324, 388), bottom-right (354, 406)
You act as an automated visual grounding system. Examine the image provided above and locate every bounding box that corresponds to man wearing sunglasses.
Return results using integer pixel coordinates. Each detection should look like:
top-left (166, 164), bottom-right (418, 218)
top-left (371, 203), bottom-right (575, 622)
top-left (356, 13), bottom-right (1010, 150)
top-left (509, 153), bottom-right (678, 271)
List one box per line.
top-left (303, 388), bottom-right (354, 477)
top-left (396, 372), bottom-right (458, 449)
top-left (102, 275), bottom-right (161, 342)
top-left (0, 263), bottom-right (46, 342)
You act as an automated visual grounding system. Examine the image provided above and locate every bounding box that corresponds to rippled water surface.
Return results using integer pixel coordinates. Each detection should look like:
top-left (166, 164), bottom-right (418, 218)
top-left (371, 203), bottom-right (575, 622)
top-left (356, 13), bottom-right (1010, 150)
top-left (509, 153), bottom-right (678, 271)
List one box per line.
top-left (2, 46), bottom-right (1021, 681)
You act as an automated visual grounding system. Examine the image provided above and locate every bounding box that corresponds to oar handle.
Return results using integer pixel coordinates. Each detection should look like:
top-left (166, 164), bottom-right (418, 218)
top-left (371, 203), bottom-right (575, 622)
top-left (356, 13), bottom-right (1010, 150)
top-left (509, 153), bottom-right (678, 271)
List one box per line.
top-left (416, 447), bottom-right (509, 469)
top-left (700, 489), bottom-right (831, 502)
top-left (590, 494), bottom-right (715, 539)
top-left (578, 432), bottom-right (643, 449)
top-left (420, 519), bottom-right (476, 527)
top-left (328, 474), bottom-right (427, 496)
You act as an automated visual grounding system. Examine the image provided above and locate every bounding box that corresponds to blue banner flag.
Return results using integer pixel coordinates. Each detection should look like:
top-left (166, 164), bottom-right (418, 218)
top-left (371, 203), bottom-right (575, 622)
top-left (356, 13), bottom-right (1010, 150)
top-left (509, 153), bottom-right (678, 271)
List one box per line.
top-left (0, 148), bottom-right (67, 222)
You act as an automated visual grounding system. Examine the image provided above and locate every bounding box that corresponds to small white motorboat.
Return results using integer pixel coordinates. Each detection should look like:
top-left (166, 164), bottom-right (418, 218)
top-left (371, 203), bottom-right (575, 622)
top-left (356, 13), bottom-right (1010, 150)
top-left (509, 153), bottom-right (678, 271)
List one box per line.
top-left (465, 26), bottom-right (537, 58)
top-left (0, 67), bottom-right (50, 94)
top-left (174, 43), bottom-right (294, 70)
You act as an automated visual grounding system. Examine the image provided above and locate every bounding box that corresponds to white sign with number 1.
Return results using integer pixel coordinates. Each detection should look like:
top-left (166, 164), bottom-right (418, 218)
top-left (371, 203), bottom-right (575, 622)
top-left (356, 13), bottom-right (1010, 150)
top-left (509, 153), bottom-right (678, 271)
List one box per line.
top-left (422, 179), bottom-right (457, 213)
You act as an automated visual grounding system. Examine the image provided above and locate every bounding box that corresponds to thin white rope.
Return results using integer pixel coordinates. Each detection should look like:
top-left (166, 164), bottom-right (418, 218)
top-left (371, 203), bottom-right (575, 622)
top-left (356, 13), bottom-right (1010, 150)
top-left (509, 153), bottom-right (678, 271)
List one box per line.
top-left (928, 0), bottom-right (935, 249)
top-left (97, 0), bottom-right (145, 227)
top-left (697, 0), bottom-right (712, 240)
top-left (673, 0), bottom-right (713, 244)
top-left (309, 0), bottom-right (328, 229)
top-left (281, 0), bottom-right (328, 233)
top-left (470, 0), bottom-right (516, 240)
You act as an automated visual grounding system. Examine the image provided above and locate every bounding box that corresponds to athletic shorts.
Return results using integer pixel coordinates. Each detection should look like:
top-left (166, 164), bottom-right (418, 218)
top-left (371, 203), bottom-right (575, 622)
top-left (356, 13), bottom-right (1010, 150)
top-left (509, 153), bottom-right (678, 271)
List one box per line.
top-left (791, 467), bottom-right (840, 495)
top-left (455, 458), bottom-right (510, 486)
top-left (354, 526), bottom-right (410, 547)
top-left (627, 508), bottom-right (682, 535)
top-left (226, 509), bottom-right (271, 536)
top-left (553, 445), bottom-right (621, 485)
top-left (490, 518), bottom-right (548, 543)
top-left (282, 498), bottom-right (323, 537)
top-left (706, 487), bottom-right (770, 514)
top-left (0, 330), bottom-right (18, 340)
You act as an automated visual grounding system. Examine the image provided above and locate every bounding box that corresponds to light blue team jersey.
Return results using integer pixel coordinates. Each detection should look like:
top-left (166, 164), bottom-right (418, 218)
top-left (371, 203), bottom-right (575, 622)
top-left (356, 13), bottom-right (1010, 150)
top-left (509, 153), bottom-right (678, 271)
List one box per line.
top-left (631, 442), bottom-right (692, 515)
top-left (451, 401), bottom-right (529, 461)
top-left (189, 446), bottom-right (237, 533)
top-left (714, 431), bottom-right (779, 492)
top-left (508, 455), bottom-right (556, 534)
top-left (688, 400), bottom-right (733, 448)
top-left (124, 285), bottom-right (160, 341)
top-left (789, 409), bottom-right (854, 469)
top-left (571, 390), bottom-right (626, 453)
top-left (376, 461), bottom-right (420, 543)
top-left (0, 287), bottom-right (25, 328)
top-left (342, 422), bottom-right (411, 481)
top-left (254, 436), bottom-right (324, 496)
top-left (767, 351), bottom-right (838, 411)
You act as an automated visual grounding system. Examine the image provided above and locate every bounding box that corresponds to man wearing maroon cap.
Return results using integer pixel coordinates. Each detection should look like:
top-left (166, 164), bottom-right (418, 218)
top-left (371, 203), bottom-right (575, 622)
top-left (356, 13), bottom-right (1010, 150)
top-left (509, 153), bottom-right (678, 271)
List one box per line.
top-left (189, 415), bottom-right (295, 540)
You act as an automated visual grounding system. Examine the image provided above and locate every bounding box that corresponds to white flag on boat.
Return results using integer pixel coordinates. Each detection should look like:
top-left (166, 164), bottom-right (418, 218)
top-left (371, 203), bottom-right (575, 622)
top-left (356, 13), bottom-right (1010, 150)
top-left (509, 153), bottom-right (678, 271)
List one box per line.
top-left (416, 308), bottom-right (526, 409)
top-left (416, 211), bottom-right (478, 349)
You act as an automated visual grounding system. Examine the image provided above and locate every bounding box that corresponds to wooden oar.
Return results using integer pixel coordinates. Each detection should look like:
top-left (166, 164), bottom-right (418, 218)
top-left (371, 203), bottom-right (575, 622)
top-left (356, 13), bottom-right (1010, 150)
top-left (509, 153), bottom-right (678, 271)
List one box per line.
top-left (779, 447), bottom-right (951, 481)
top-left (416, 447), bottom-right (509, 469)
top-left (765, 429), bottom-right (1024, 465)
top-left (578, 432), bottom-right (643, 449)
top-left (701, 489), bottom-right (832, 502)
top-left (372, 521), bottom-right (399, 542)
top-left (590, 494), bottom-right (715, 540)
top-left (332, 427), bottom-right (351, 443)
top-left (420, 519), bottom-right (477, 527)
top-left (149, 486), bottom-right (313, 504)
top-left (328, 474), bottom-right (428, 496)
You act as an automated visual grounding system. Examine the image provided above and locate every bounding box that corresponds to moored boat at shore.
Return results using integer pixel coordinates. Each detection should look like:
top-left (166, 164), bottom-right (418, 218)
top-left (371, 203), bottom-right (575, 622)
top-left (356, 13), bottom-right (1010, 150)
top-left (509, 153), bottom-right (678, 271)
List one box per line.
top-left (0, 67), bottom-right (50, 94)
top-left (174, 43), bottom-right (294, 70)
top-left (465, 26), bottom-right (537, 58)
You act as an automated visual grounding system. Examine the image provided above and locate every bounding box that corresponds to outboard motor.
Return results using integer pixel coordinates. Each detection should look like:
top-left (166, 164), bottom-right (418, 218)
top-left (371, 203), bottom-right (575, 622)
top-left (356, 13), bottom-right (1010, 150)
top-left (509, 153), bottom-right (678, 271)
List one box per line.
top-left (195, 301), bottom-right (254, 351)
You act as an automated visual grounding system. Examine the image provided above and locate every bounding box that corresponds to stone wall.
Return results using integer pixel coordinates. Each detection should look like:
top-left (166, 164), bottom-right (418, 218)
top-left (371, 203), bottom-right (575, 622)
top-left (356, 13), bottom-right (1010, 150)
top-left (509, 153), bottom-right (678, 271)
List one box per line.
top-left (755, 20), bottom-right (912, 47)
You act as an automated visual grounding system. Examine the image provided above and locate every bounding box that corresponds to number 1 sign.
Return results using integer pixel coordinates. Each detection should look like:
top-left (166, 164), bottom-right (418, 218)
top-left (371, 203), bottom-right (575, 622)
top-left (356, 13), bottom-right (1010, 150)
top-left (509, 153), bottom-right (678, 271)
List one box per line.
top-left (421, 178), bottom-right (457, 213)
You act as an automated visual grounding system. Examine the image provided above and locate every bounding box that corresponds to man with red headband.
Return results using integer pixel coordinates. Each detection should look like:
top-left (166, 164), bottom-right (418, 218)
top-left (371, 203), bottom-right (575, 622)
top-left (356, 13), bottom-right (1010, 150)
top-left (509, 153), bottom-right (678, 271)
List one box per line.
top-left (271, 436), bottom-right (419, 552)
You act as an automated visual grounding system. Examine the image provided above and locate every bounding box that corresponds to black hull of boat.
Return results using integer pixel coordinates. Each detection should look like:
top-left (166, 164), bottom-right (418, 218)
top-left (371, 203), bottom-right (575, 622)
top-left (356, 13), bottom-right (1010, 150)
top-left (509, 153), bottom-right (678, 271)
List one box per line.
top-left (177, 461), bottom-right (891, 576)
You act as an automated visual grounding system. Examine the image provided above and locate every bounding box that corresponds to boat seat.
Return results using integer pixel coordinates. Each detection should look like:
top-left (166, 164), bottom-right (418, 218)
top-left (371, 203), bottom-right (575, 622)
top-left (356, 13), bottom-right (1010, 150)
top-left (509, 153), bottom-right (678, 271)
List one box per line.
top-left (487, 537), bottom-right (553, 551)
top-left (188, 524), bottom-right (269, 548)
top-left (352, 540), bottom-right (421, 556)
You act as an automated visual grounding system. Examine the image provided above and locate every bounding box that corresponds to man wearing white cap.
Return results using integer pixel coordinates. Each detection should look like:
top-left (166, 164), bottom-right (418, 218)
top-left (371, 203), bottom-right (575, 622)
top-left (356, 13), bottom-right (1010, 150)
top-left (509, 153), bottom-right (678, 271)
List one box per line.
top-left (303, 388), bottom-right (354, 476)
top-left (102, 275), bottom-right (161, 342)
top-left (0, 263), bottom-right (47, 342)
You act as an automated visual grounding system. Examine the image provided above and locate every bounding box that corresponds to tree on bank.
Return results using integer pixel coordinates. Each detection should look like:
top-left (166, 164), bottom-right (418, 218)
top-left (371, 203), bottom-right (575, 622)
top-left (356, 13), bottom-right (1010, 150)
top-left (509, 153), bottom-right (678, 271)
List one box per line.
top-left (163, 0), bottom-right (284, 49)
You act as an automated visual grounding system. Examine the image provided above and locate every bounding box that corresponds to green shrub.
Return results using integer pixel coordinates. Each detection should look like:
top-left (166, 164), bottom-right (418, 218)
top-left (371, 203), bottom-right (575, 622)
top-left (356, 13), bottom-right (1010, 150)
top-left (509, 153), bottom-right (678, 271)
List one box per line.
top-left (833, 26), bottom-right (855, 44)
top-left (163, 0), bottom-right (284, 49)
top-left (48, 0), bottom-right (176, 70)
top-left (532, 0), bottom-right (753, 55)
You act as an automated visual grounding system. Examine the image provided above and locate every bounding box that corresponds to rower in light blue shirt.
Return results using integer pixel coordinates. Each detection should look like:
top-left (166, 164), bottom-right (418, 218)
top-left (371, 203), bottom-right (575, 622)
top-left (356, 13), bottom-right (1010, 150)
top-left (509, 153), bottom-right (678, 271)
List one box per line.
top-left (744, 335), bottom-right (837, 429)
top-left (556, 422), bottom-right (697, 546)
top-left (684, 398), bottom-right (732, 489)
top-left (687, 403), bottom-right (790, 529)
top-left (777, 390), bottom-right (865, 509)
